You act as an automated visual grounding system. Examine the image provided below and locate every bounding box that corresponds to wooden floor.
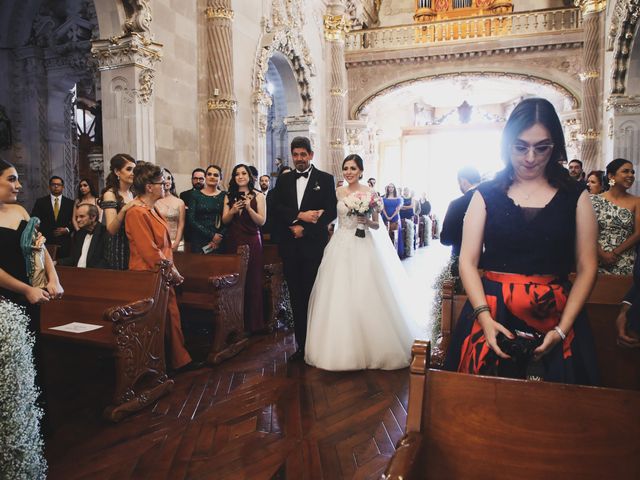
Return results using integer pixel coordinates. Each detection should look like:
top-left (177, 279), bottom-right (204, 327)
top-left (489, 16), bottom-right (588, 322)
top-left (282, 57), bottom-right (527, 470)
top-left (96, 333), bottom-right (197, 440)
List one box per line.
top-left (45, 245), bottom-right (449, 480)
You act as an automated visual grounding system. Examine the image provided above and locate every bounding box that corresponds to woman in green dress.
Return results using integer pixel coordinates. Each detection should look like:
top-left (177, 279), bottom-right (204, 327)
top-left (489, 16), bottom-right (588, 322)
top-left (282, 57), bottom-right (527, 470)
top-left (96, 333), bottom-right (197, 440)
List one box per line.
top-left (187, 164), bottom-right (226, 253)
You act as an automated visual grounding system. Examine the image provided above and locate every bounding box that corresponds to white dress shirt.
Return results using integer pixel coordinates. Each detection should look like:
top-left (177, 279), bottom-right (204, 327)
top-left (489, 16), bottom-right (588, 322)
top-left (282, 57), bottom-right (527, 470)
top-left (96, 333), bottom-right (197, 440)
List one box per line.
top-left (296, 166), bottom-right (313, 209)
top-left (77, 233), bottom-right (93, 268)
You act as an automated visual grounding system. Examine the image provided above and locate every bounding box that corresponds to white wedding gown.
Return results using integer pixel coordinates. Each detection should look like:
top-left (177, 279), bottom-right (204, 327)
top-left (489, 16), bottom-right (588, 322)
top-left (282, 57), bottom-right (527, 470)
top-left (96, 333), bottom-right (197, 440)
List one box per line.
top-left (304, 198), bottom-right (427, 371)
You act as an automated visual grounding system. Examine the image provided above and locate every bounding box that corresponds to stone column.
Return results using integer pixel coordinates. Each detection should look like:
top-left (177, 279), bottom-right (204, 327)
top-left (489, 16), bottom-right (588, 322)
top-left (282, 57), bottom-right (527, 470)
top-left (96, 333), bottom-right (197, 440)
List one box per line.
top-left (252, 90), bottom-right (272, 175)
top-left (324, 2), bottom-right (350, 178)
top-left (92, 34), bottom-right (162, 164)
top-left (606, 96), bottom-right (640, 196)
top-left (283, 114), bottom-right (315, 163)
top-left (205, 1), bottom-right (236, 178)
top-left (575, 0), bottom-right (606, 172)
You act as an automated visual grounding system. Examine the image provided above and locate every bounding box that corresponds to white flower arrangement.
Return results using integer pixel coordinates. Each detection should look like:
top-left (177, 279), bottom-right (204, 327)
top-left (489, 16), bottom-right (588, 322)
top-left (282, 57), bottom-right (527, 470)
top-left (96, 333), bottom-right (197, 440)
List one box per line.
top-left (343, 191), bottom-right (383, 237)
top-left (0, 300), bottom-right (47, 480)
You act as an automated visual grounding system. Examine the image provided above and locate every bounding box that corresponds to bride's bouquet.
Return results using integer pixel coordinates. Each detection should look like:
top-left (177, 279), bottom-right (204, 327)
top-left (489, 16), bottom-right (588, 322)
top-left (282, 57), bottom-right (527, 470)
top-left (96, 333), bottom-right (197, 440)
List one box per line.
top-left (344, 191), bottom-right (383, 238)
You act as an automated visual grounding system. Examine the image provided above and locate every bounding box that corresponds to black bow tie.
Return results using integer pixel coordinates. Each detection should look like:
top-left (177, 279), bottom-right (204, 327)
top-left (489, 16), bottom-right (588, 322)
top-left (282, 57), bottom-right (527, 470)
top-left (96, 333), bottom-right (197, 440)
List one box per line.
top-left (295, 170), bottom-right (310, 179)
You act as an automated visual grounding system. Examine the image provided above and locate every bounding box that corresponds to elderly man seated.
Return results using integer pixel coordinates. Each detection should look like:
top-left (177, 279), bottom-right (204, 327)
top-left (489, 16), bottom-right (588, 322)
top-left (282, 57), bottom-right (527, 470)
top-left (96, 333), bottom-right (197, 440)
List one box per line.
top-left (57, 203), bottom-right (108, 268)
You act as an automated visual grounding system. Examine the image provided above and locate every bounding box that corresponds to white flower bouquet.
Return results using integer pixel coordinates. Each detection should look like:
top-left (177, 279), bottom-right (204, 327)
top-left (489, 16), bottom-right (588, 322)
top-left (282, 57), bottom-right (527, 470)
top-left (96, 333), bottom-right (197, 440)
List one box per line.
top-left (343, 191), bottom-right (383, 237)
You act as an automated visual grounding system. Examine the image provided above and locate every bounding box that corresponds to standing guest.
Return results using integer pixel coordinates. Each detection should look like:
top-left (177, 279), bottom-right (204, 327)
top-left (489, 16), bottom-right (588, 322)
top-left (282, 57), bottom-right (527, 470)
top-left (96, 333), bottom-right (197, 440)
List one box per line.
top-left (591, 158), bottom-right (640, 275)
top-left (31, 176), bottom-right (74, 258)
top-left (187, 165), bottom-right (226, 254)
top-left (382, 183), bottom-right (404, 257)
top-left (271, 137), bottom-right (337, 360)
top-left (125, 162), bottom-right (198, 372)
top-left (440, 166), bottom-right (481, 275)
top-left (367, 177), bottom-right (377, 191)
top-left (0, 159), bottom-right (62, 308)
top-left (72, 178), bottom-right (101, 230)
top-left (179, 168), bottom-right (206, 207)
top-left (100, 153), bottom-right (138, 270)
top-left (222, 164), bottom-right (266, 334)
top-left (259, 175), bottom-right (271, 194)
top-left (444, 97), bottom-right (599, 385)
top-left (155, 168), bottom-right (185, 251)
top-left (568, 158), bottom-right (587, 190)
top-left (400, 187), bottom-right (417, 257)
top-left (58, 204), bottom-right (108, 268)
top-left (265, 166), bottom-right (292, 242)
top-left (418, 192), bottom-right (432, 247)
top-left (586, 170), bottom-right (606, 195)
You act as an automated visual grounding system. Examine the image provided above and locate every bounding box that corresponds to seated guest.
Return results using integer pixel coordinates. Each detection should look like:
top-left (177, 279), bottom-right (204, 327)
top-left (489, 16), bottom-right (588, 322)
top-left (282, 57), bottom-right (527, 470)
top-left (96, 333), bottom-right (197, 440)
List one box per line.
top-left (57, 203), bottom-right (108, 268)
top-left (31, 175), bottom-right (75, 258)
top-left (125, 162), bottom-right (199, 372)
top-left (440, 166), bottom-right (481, 275)
top-left (444, 98), bottom-right (599, 385)
top-left (72, 178), bottom-right (101, 231)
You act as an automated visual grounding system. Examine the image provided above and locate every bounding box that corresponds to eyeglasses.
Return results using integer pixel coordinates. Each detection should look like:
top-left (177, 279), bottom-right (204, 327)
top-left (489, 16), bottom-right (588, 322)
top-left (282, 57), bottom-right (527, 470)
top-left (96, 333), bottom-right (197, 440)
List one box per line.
top-left (511, 143), bottom-right (554, 158)
top-left (149, 181), bottom-right (165, 185)
top-left (50, 183), bottom-right (63, 187)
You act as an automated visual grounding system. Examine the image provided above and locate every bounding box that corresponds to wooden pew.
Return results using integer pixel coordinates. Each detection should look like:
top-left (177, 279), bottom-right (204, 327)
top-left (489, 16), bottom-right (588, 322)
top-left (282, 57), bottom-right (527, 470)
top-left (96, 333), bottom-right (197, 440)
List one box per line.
top-left (173, 246), bottom-right (249, 364)
top-left (434, 274), bottom-right (640, 390)
top-left (384, 340), bottom-right (640, 480)
top-left (40, 263), bottom-right (175, 422)
top-left (262, 243), bottom-right (290, 331)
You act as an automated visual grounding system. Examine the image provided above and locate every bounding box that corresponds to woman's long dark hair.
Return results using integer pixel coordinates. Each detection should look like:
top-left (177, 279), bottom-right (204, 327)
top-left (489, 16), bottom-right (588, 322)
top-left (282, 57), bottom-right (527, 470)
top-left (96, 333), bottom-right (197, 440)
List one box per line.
top-left (385, 183), bottom-right (398, 198)
top-left (162, 168), bottom-right (177, 196)
top-left (606, 158), bottom-right (633, 178)
top-left (0, 157), bottom-right (14, 175)
top-left (100, 153), bottom-right (136, 208)
top-left (497, 98), bottom-right (573, 191)
top-left (227, 164), bottom-right (256, 206)
top-left (76, 178), bottom-right (99, 201)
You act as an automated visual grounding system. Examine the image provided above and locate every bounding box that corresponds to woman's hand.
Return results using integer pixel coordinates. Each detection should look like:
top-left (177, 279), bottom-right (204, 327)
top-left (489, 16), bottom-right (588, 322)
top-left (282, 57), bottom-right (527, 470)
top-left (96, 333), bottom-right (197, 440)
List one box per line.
top-left (25, 286), bottom-right (50, 304)
top-left (599, 250), bottom-right (617, 266)
top-left (356, 214), bottom-right (367, 225)
top-left (171, 266), bottom-right (184, 286)
top-left (533, 329), bottom-right (563, 361)
top-left (477, 313), bottom-right (513, 359)
top-left (209, 233), bottom-right (223, 250)
top-left (230, 199), bottom-right (245, 215)
top-left (34, 232), bottom-right (46, 249)
top-left (46, 278), bottom-right (64, 299)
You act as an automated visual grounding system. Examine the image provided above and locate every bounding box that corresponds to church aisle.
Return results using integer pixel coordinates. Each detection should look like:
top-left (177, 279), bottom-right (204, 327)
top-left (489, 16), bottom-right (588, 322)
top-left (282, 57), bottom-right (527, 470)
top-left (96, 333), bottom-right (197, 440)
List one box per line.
top-left (45, 245), bottom-right (447, 479)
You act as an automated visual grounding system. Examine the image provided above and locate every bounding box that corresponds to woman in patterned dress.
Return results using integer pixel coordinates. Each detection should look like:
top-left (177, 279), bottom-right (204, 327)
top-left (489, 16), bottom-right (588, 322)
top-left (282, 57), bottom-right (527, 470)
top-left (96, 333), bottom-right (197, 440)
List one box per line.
top-left (591, 158), bottom-right (640, 275)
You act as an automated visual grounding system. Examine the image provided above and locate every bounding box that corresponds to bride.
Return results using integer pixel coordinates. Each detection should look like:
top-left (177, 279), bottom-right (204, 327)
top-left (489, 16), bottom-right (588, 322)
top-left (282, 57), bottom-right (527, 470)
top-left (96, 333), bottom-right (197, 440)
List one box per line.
top-left (305, 154), bottom-right (426, 370)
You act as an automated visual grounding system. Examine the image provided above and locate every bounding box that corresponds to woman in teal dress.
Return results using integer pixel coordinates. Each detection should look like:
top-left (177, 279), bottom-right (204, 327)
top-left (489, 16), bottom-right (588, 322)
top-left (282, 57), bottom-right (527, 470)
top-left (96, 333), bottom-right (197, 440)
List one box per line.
top-left (187, 164), bottom-right (226, 253)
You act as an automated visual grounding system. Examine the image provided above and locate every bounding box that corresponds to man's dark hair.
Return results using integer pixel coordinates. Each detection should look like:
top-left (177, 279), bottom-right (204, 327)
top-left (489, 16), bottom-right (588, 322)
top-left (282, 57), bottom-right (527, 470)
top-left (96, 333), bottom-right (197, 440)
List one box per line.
top-left (49, 175), bottom-right (64, 185)
top-left (290, 136), bottom-right (313, 154)
top-left (260, 175), bottom-right (270, 182)
top-left (568, 159), bottom-right (583, 168)
top-left (367, 177), bottom-right (376, 183)
top-left (248, 165), bottom-right (259, 178)
top-left (457, 166), bottom-right (481, 185)
top-left (191, 168), bottom-right (206, 178)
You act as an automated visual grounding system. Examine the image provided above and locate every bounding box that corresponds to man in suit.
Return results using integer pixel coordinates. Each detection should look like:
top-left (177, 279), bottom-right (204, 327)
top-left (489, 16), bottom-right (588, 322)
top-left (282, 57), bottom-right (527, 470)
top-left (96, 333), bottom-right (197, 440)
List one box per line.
top-left (272, 137), bottom-right (337, 361)
top-left (440, 166), bottom-right (481, 276)
top-left (179, 168), bottom-right (206, 244)
top-left (31, 175), bottom-right (74, 258)
top-left (58, 203), bottom-right (108, 268)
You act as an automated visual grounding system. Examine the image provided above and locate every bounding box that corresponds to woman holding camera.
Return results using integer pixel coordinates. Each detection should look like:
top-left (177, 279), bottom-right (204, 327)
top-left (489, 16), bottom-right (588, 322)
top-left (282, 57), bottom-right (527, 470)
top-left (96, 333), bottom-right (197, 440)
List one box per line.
top-left (443, 98), bottom-right (599, 385)
top-left (187, 164), bottom-right (226, 253)
top-left (222, 164), bottom-right (266, 334)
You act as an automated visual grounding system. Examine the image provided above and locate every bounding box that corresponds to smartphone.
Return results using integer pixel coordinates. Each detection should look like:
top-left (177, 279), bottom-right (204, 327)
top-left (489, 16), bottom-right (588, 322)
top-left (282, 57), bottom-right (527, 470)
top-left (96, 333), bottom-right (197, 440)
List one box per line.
top-left (202, 244), bottom-right (214, 254)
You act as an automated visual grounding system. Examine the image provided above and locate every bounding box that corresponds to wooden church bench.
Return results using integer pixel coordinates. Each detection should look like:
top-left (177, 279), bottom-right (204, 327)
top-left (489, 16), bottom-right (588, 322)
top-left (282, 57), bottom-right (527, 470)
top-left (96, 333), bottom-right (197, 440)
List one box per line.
top-left (434, 274), bottom-right (640, 390)
top-left (40, 263), bottom-right (175, 422)
top-left (383, 340), bottom-right (640, 480)
top-left (262, 243), bottom-right (289, 331)
top-left (173, 245), bottom-right (249, 364)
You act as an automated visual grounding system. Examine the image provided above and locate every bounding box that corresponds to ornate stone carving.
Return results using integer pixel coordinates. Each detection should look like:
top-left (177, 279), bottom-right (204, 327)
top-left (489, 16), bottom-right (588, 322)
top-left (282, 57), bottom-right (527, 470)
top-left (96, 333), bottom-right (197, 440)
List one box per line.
top-left (91, 34), bottom-right (162, 71)
top-left (137, 68), bottom-right (154, 104)
top-left (324, 14), bottom-right (351, 42)
top-left (579, 70), bottom-right (600, 81)
top-left (122, 0), bottom-right (153, 36)
top-left (574, 0), bottom-right (607, 14)
top-left (207, 98), bottom-right (238, 112)
top-left (607, 95), bottom-right (640, 114)
top-left (577, 129), bottom-right (601, 140)
top-left (205, 5), bottom-right (234, 20)
top-left (610, 0), bottom-right (640, 94)
top-left (330, 88), bottom-right (348, 96)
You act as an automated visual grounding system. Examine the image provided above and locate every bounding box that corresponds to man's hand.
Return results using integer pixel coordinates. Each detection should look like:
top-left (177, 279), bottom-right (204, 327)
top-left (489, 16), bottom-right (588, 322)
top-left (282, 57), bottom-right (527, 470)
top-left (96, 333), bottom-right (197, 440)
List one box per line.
top-left (289, 225), bottom-right (305, 239)
top-left (616, 305), bottom-right (640, 347)
top-left (297, 210), bottom-right (322, 224)
top-left (53, 227), bottom-right (69, 237)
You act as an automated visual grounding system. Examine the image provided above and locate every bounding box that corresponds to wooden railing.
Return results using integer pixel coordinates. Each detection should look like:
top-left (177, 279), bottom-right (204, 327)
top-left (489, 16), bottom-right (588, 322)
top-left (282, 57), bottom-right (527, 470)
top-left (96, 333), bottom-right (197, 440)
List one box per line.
top-left (345, 7), bottom-right (582, 52)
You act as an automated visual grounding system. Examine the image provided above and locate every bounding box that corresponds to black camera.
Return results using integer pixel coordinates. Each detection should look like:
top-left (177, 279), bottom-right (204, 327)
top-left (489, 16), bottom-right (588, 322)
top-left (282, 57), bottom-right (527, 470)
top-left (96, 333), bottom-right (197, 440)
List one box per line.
top-left (496, 329), bottom-right (543, 362)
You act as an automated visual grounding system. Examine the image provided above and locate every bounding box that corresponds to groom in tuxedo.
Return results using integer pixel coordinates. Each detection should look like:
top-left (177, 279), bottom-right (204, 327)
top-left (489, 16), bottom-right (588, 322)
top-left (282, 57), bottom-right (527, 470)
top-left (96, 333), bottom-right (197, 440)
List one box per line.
top-left (272, 136), bottom-right (337, 361)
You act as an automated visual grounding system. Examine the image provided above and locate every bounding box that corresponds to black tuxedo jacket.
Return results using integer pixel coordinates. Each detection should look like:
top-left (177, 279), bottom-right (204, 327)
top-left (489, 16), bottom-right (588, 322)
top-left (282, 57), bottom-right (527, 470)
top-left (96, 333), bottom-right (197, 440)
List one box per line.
top-left (57, 223), bottom-right (108, 269)
top-left (440, 188), bottom-right (476, 257)
top-left (271, 167), bottom-right (337, 259)
top-left (31, 194), bottom-right (74, 256)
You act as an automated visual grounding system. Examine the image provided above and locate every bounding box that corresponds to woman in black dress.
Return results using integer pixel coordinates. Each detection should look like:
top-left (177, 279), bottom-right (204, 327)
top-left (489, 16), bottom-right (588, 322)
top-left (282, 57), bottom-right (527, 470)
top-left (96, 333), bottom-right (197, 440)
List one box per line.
top-left (444, 98), bottom-right (599, 385)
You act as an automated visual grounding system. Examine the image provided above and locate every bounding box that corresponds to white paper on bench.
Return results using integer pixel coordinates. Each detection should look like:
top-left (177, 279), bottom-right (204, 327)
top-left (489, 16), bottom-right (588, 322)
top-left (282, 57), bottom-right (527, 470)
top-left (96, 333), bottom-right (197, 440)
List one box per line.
top-left (49, 322), bottom-right (104, 333)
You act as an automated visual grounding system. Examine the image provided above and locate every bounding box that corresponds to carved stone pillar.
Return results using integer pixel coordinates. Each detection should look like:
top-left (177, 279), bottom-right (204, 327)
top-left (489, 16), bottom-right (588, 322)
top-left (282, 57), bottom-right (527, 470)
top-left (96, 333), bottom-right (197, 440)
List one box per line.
top-left (606, 96), bottom-right (640, 195)
top-left (346, 119), bottom-right (378, 181)
top-left (575, 0), bottom-right (606, 172)
top-left (205, 1), bottom-right (236, 178)
top-left (92, 34), bottom-right (162, 164)
top-left (283, 114), bottom-right (315, 161)
top-left (324, 2), bottom-right (350, 178)
top-left (252, 90), bottom-right (272, 175)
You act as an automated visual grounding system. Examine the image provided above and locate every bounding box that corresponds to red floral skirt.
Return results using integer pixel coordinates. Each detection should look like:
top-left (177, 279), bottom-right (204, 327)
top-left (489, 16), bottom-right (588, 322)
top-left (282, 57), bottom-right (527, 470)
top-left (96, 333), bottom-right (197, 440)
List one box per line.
top-left (444, 271), bottom-right (599, 385)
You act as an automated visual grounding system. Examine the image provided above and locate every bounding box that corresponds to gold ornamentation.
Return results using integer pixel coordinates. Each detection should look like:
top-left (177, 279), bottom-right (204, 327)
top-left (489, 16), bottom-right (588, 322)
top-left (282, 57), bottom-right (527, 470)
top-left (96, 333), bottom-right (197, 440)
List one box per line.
top-left (207, 98), bottom-right (237, 112)
top-left (324, 14), bottom-right (351, 42)
top-left (577, 129), bottom-right (601, 140)
top-left (92, 34), bottom-right (162, 70)
top-left (329, 139), bottom-right (344, 148)
top-left (138, 68), bottom-right (154, 104)
top-left (330, 88), bottom-right (347, 97)
top-left (578, 70), bottom-right (600, 81)
top-left (574, 0), bottom-right (607, 15)
top-left (205, 6), bottom-right (234, 20)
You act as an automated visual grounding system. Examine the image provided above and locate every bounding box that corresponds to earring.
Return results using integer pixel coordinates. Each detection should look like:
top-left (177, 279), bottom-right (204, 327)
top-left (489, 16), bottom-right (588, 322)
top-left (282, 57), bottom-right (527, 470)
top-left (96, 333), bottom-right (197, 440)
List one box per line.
top-left (609, 178), bottom-right (616, 187)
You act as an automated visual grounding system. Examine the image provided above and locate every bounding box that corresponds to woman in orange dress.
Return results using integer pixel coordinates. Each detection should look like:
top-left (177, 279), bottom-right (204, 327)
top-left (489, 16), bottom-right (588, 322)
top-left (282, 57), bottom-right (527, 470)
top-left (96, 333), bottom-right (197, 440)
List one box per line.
top-left (125, 161), bottom-right (197, 371)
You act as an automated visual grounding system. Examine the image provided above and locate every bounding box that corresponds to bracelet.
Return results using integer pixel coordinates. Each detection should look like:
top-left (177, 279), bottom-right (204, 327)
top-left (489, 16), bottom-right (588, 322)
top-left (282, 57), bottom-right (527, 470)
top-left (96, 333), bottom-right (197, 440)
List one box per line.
top-left (472, 304), bottom-right (490, 319)
top-left (553, 326), bottom-right (566, 341)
